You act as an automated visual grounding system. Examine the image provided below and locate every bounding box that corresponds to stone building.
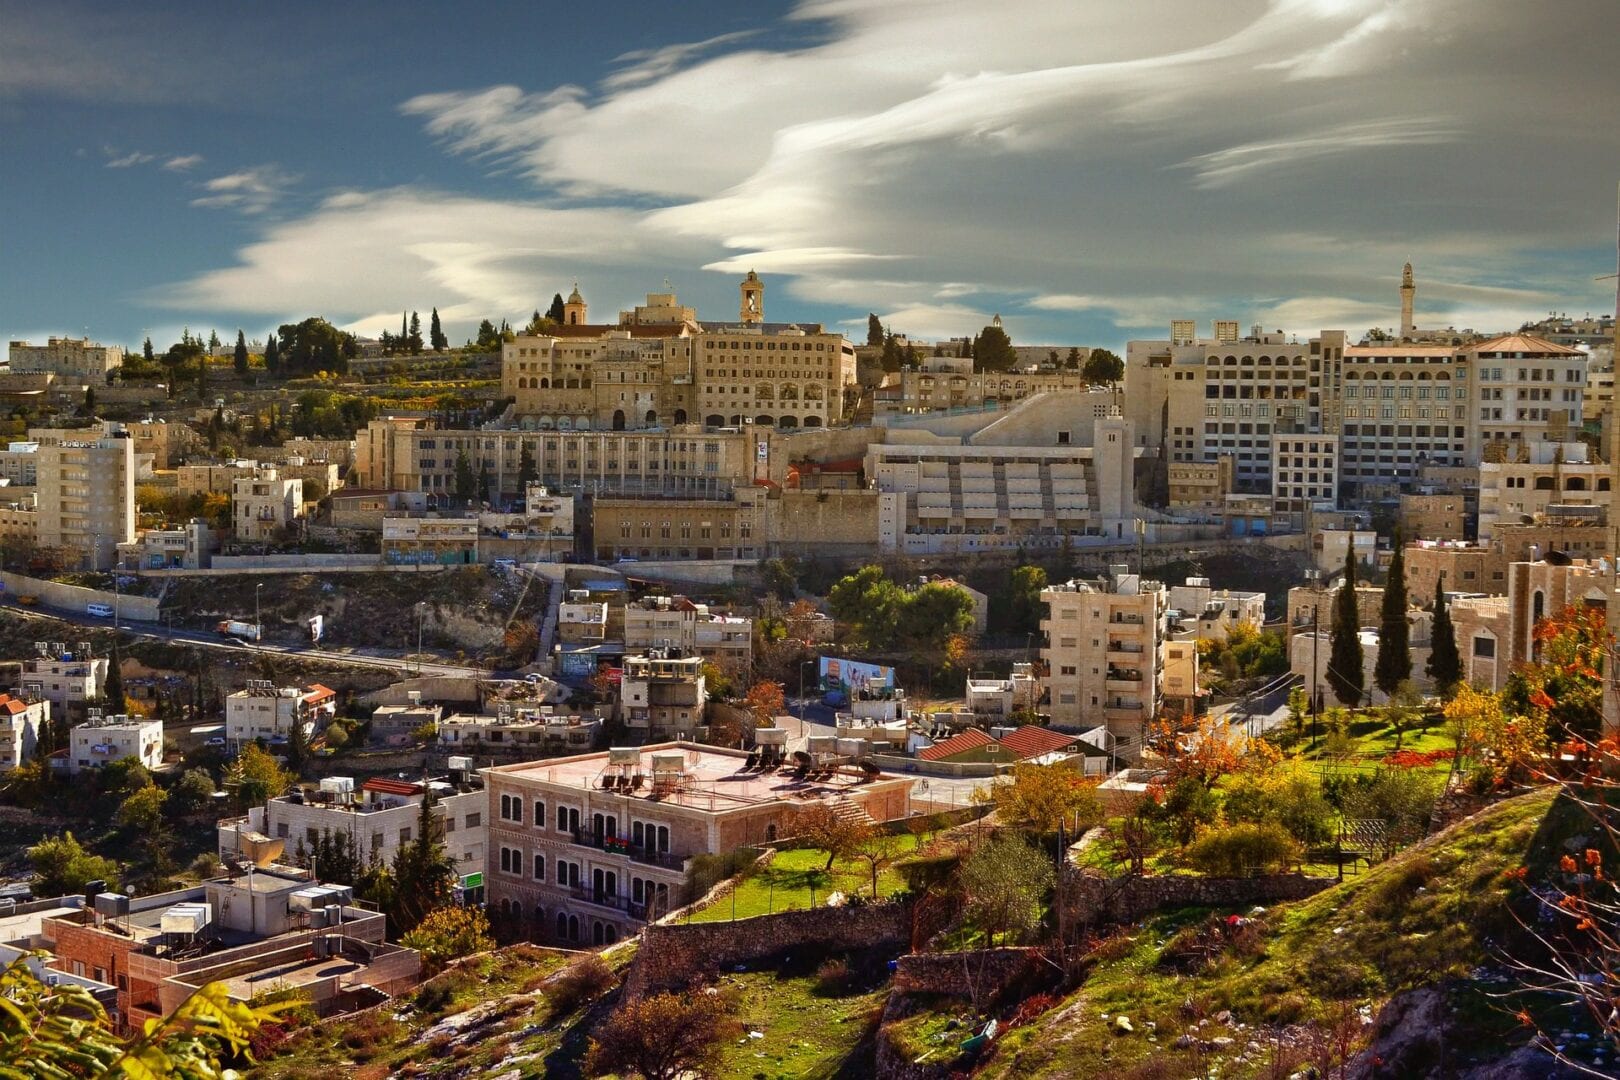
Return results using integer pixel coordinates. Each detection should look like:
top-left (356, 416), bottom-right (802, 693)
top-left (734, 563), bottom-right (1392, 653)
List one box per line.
top-left (7, 337), bottom-right (123, 382)
top-left (1041, 567), bottom-right (1167, 756)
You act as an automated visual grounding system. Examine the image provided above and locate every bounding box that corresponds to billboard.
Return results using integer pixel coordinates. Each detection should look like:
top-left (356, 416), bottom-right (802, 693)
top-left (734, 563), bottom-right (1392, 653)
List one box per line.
top-left (817, 656), bottom-right (895, 694)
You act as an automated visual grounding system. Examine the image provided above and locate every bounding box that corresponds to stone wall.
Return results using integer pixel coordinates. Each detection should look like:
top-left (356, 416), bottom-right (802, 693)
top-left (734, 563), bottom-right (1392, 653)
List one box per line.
top-left (891, 947), bottom-right (1036, 999)
top-left (623, 902), bottom-right (908, 999)
top-left (1063, 870), bottom-right (1334, 929)
top-left (0, 571), bottom-right (161, 622)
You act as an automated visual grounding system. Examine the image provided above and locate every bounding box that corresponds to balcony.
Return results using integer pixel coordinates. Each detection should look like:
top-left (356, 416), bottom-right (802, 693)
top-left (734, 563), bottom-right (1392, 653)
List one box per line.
top-left (568, 885), bottom-right (649, 918)
top-left (571, 828), bottom-right (686, 870)
top-left (1109, 614), bottom-right (1145, 626)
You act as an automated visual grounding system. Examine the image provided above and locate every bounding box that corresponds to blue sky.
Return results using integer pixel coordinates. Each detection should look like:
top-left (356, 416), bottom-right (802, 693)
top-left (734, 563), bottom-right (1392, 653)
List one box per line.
top-left (3, 0), bottom-right (1617, 357)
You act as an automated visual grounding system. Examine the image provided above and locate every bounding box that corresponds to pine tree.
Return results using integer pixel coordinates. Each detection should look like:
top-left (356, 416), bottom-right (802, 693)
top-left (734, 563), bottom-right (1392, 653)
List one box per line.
top-left (103, 641), bottom-right (126, 713)
top-left (208, 330), bottom-right (221, 350)
top-left (1374, 533), bottom-right (1411, 700)
top-left (142, 337), bottom-right (154, 365)
top-left (866, 313), bottom-right (884, 348)
top-left (1327, 546), bottom-right (1366, 708)
top-left (233, 330), bottom-right (249, 376)
top-left (429, 308), bottom-right (447, 351)
top-left (547, 293), bottom-right (566, 323)
top-left (453, 449), bottom-right (475, 508)
top-left (263, 332), bottom-right (280, 377)
top-left (1425, 575), bottom-right (1461, 695)
top-left (518, 444), bottom-right (538, 488)
top-left (389, 793), bottom-right (456, 934)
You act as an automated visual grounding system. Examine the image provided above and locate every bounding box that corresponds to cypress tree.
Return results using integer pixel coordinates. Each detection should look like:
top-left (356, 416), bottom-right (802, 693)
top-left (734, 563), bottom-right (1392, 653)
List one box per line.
top-left (547, 293), bottom-right (566, 323)
top-left (103, 640), bottom-right (126, 713)
top-left (1327, 546), bottom-right (1366, 708)
top-left (1426, 575), bottom-right (1461, 695)
top-left (1374, 533), bottom-right (1411, 700)
top-left (409, 311), bottom-right (423, 355)
top-left (264, 332), bottom-right (280, 377)
top-left (429, 308), bottom-right (447, 351)
top-left (233, 330), bottom-right (249, 376)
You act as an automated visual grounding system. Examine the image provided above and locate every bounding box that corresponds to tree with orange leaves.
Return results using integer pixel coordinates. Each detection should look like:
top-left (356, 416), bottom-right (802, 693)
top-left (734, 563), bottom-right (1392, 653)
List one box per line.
top-left (1503, 603), bottom-right (1608, 743)
top-left (742, 679), bottom-right (786, 727)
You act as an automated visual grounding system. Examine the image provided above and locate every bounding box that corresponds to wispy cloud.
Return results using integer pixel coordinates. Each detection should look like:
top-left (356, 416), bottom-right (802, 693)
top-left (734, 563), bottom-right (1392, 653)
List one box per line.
top-left (604, 31), bottom-right (758, 91)
top-left (1178, 117), bottom-right (1461, 189)
top-left (105, 150), bottom-right (155, 168)
top-left (191, 165), bottom-right (297, 215)
top-left (163, 154), bottom-right (203, 172)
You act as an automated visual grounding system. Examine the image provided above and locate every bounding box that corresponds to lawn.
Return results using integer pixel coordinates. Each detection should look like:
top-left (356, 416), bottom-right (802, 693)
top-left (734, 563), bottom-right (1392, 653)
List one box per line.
top-left (709, 958), bottom-right (890, 1079)
top-left (1291, 714), bottom-right (1459, 775)
top-left (685, 834), bottom-right (928, 923)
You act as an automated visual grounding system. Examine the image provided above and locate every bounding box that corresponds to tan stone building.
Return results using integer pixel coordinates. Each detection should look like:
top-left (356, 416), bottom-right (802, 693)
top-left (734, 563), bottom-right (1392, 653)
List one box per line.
top-left (35, 433), bottom-right (135, 569)
top-left (591, 487), bottom-right (767, 562)
top-left (1477, 452), bottom-right (1610, 540)
top-left (1506, 557), bottom-right (1609, 669)
top-left (380, 516), bottom-right (478, 565)
top-left (231, 467), bottom-right (303, 543)
top-left (624, 596), bottom-right (753, 675)
top-left (1398, 494), bottom-right (1467, 541)
top-left (1041, 568), bottom-right (1167, 755)
top-left (482, 743), bottom-right (911, 945)
top-left (1404, 541), bottom-right (1506, 605)
top-left (502, 278), bottom-right (858, 433)
top-left (1167, 456), bottom-right (1234, 513)
top-left (619, 651), bottom-right (707, 740)
top-left (1450, 594), bottom-right (1511, 691)
top-left (7, 337), bottom-right (123, 382)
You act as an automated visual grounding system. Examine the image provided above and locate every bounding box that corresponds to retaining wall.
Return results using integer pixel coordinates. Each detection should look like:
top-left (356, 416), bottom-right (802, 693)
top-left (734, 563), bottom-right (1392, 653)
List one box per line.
top-left (623, 902), bottom-right (908, 999)
top-left (891, 947), bottom-right (1037, 998)
top-left (0, 572), bottom-right (160, 621)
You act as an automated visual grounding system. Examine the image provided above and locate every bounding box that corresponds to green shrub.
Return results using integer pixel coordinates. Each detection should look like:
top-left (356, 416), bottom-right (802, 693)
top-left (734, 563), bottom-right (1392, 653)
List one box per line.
top-left (1184, 822), bottom-right (1301, 877)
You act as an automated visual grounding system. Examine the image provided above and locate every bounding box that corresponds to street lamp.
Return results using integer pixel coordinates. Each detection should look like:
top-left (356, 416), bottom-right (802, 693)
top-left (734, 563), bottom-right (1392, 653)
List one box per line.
top-left (255, 582), bottom-right (264, 645)
top-left (416, 602), bottom-right (426, 676)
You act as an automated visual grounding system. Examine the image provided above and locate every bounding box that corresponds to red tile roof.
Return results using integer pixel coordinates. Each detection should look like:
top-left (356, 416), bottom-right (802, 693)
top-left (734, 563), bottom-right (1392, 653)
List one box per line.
top-left (0, 697), bottom-right (25, 715)
top-left (362, 777), bottom-right (422, 797)
top-left (916, 727), bottom-right (995, 761)
top-left (1472, 332), bottom-right (1583, 357)
top-left (998, 725), bottom-right (1079, 759)
top-left (303, 684), bottom-right (336, 705)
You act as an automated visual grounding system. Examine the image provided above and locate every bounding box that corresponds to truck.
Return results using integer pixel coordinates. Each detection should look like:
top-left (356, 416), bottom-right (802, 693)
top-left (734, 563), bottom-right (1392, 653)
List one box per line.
top-left (215, 620), bottom-right (261, 642)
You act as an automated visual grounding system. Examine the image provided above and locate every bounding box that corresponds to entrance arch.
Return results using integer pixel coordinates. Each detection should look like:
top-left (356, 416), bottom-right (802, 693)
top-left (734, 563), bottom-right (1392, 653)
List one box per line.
top-left (611, 410), bottom-right (626, 431)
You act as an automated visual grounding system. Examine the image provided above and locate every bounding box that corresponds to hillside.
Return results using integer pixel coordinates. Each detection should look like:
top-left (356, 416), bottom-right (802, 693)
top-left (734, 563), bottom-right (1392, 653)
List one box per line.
top-left (970, 787), bottom-right (1596, 1079)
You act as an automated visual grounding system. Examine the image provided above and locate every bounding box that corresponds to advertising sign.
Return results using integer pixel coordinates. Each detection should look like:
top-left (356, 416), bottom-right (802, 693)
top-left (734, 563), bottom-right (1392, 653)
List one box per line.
top-left (817, 656), bottom-right (895, 693)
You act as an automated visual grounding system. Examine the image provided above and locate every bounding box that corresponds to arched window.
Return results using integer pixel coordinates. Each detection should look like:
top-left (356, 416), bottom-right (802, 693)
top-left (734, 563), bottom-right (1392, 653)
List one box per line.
top-left (674, 409), bottom-right (688, 425)
top-left (705, 414), bottom-right (724, 427)
top-left (645, 409), bottom-right (658, 425)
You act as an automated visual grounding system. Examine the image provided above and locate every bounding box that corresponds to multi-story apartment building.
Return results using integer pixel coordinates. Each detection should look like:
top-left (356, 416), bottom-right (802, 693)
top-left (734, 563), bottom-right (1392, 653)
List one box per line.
top-left (232, 467), bottom-right (303, 543)
top-left (624, 595), bottom-right (754, 675)
top-left (1398, 493), bottom-right (1467, 541)
top-left (619, 650), bottom-right (707, 740)
top-left (0, 693), bottom-right (48, 769)
top-left (1041, 567), bottom-right (1168, 755)
top-left (34, 433), bottom-right (134, 569)
top-left (1468, 333), bottom-right (1586, 459)
top-left (591, 487), bottom-right (767, 562)
top-left (66, 713), bottom-right (163, 774)
top-left (438, 706), bottom-right (602, 755)
top-left (1270, 433), bottom-right (1339, 512)
top-left (6, 337), bottom-right (123, 382)
top-left (29, 420), bottom-right (196, 470)
top-left (218, 774), bottom-right (486, 877)
top-left (874, 355), bottom-right (1100, 416)
top-left (501, 278), bottom-right (858, 433)
top-left (868, 397), bottom-right (1137, 555)
top-left (1166, 456), bottom-right (1234, 514)
top-left (20, 650), bottom-right (108, 716)
top-left (354, 418), bottom-right (758, 503)
top-left (224, 682), bottom-right (336, 748)
top-left (481, 743), bottom-right (910, 946)
top-left (1125, 323), bottom-right (1344, 493)
top-left (0, 442), bottom-right (39, 487)
top-left (1475, 447), bottom-right (1609, 541)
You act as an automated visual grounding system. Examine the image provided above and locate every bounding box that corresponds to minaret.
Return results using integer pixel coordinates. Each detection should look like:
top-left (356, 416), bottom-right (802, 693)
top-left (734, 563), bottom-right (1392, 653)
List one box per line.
top-left (739, 270), bottom-right (764, 325)
top-left (563, 283), bottom-right (587, 326)
top-left (1399, 262), bottom-right (1416, 339)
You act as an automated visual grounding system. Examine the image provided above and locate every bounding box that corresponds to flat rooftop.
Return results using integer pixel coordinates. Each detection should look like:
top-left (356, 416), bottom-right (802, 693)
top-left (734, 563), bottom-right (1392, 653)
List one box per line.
top-left (486, 742), bottom-right (898, 813)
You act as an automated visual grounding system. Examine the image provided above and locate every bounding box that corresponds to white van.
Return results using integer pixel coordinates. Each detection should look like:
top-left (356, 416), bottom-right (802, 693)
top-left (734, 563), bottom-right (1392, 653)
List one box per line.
top-left (86, 602), bottom-right (114, 618)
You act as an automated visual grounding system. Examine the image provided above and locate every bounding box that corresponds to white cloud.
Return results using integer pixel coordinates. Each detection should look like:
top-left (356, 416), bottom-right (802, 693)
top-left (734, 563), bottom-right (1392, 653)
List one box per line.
top-left (191, 165), bottom-right (298, 215)
top-left (163, 154), bottom-right (203, 171)
top-left (105, 150), bottom-right (155, 168)
top-left (164, 0), bottom-right (1620, 347)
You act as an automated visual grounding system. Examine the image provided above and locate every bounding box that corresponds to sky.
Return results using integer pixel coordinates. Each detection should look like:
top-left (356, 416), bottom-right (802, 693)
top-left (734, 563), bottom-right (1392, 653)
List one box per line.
top-left (2, 0), bottom-right (1618, 357)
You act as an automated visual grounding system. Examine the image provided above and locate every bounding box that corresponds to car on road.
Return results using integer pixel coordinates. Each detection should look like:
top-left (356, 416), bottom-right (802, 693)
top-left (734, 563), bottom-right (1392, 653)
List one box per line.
top-left (524, 672), bottom-right (544, 683)
top-left (203, 736), bottom-right (226, 748)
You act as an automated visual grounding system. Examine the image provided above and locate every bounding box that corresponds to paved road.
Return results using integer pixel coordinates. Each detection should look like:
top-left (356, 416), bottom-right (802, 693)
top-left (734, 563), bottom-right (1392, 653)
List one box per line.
top-left (2, 602), bottom-right (487, 679)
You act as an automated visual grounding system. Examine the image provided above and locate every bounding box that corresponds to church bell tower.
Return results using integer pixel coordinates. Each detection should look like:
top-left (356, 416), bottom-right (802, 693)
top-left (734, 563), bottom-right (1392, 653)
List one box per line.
top-left (739, 270), bottom-right (764, 325)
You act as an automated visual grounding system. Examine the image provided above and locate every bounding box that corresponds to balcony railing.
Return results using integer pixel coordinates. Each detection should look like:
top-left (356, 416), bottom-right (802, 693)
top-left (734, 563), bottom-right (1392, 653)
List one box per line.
top-left (568, 885), bottom-right (649, 918)
top-left (571, 828), bottom-right (685, 870)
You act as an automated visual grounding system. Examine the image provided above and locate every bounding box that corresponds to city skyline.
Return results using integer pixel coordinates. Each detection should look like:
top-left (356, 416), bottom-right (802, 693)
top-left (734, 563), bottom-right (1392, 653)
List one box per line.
top-left (3, 0), bottom-right (1618, 354)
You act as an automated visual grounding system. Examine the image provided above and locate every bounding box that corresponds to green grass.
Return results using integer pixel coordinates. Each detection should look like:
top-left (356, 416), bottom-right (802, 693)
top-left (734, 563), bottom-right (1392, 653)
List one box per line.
top-left (978, 787), bottom-right (1561, 1079)
top-left (686, 835), bottom-right (927, 924)
top-left (708, 960), bottom-right (890, 1079)
top-left (1295, 715), bottom-right (1458, 775)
